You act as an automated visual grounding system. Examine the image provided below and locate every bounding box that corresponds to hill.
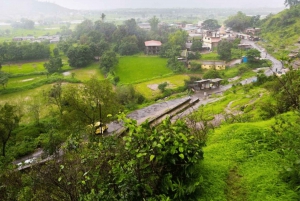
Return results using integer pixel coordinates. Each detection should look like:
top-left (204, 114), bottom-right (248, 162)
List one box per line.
top-left (0, 0), bottom-right (71, 20)
top-left (260, 6), bottom-right (300, 58)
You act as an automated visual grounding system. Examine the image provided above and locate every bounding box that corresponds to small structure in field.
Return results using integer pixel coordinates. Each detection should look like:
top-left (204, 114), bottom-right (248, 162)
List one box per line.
top-left (191, 78), bottom-right (223, 91)
top-left (145, 40), bottom-right (162, 55)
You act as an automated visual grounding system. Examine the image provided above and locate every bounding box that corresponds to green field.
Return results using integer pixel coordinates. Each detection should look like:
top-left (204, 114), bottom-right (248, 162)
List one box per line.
top-left (115, 56), bottom-right (172, 84)
top-left (134, 74), bottom-right (189, 99)
top-left (2, 61), bottom-right (48, 74)
top-left (69, 62), bottom-right (105, 81)
top-left (201, 52), bottom-right (220, 60)
top-left (7, 75), bottom-right (47, 88)
top-left (0, 27), bottom-right (60, 43)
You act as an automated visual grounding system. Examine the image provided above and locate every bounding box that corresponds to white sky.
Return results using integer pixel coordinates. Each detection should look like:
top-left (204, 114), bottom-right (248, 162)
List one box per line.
top-left (45, 0), bottom-right (285, 10)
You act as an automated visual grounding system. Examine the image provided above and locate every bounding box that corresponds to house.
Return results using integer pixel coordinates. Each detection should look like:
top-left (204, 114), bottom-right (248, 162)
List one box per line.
top-left (236, 33), bottom-right (250, 40)
top-left (238, 44), bottom-right (252, 50)
top-left (201, 61), bottom-right (226, 70)
top-left (185, 42), bottom-right (193, 51)
top-left (138, 23), bottom-right (151, 31)
top-left (183, 25), bottom-right (199, 34)
top-left (145, 40), bottom-right (162, 55)
top-left (245, 27), bottom-right (261, 35)
top-left (202, 31), bottom-right (221, 50)
top-left (13, 36), bottom-right (35, 41)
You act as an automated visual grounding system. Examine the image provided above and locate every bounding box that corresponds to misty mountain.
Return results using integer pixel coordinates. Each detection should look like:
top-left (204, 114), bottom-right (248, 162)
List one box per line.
top-left (0, 0), bottom-right (71, 20)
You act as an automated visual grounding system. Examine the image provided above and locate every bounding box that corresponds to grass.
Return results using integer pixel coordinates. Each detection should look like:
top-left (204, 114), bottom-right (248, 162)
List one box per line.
top-left (68, 62), bottom-right (105, 81)
top-left (0, 27), bottom-right (60, 43)
top-left (134, 74), bottom-right (189, 99)
top-left (200, 52), bottom-right (220, 60)
top-left (2, 61), bottom-right (47, 74)
top-left (115, 56), bottom-right (171, 84)
top-left (193, 83), bottom-right (299, 200)
top-left (7, 75), bottom-right (47, 88)
top-left (199, 121), bottom-right (297, 201)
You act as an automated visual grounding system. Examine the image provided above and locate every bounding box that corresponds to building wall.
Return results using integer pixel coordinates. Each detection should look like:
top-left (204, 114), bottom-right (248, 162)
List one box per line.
top-left (201, 64), bottom-right (226, 70)
top-left (201, 64), bottom-right (214, 70)
top-left (145, 46), bottom-right (160, 54)
top-left (215, 65), bottom-right (226, 70)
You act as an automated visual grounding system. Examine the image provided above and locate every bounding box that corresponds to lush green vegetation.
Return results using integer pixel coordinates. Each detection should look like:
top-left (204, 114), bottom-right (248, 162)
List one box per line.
top-left (134, 74), bottom-right (189, 99)
top-left (260, 5), bottom-right (300, 59)
top-left (200, 52), bottom-right (220, 60)
top-left (115, 56), bottom-right (172, 84)
top-left (3, 7), bottom-right (300, 200)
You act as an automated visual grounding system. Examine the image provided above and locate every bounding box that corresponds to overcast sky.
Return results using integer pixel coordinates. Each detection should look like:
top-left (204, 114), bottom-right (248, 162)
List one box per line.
top-left (46, 0), bottom-right (285, 10)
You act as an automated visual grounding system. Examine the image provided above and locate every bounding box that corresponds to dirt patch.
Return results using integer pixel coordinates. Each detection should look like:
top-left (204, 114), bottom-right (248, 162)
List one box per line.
top-left (147, 84), bottom-right (159, 91)
top-left (225, 167), bottom-right (247, 201)
top-left (228, 76), bottom-right (240, 82)
top-left (63, 71), bottom-right (71, 76)
top-left (147, 81), bottom-right (172, 91)
top-left (21, 78), bottom-right (34, 82)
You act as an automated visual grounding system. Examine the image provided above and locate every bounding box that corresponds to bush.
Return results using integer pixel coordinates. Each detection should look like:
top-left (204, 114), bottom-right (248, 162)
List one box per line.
top-left (158, 82), bottom-right (168, 92)
top-left (203, 70), bottom-right (221, 79)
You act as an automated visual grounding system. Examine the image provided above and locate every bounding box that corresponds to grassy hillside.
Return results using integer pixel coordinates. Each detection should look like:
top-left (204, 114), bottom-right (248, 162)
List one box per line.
top-left (193, 83), bottom-right (300, 200)
top-left (260, 6), bottom-right (300, 58)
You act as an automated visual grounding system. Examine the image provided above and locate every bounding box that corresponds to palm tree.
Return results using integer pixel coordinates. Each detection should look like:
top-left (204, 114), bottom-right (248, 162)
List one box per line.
top-left (101, 13), bottom-right (106, 22)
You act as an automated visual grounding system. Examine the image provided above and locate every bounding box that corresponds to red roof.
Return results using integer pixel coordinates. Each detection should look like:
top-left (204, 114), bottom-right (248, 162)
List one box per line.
top-left (145, 40), bottom-right (162, 47)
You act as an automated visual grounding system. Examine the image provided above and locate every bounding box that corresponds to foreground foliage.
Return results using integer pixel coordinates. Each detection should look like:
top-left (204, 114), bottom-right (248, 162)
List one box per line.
top-left (0, 117), bottom-right (205, 201)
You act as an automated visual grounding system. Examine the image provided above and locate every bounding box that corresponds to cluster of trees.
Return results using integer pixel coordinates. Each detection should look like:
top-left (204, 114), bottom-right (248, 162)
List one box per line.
top-left (225, 12), bottom-right (260, 32)
top-left (201, 19), bottom-right (221, 31)
top-left (0, 64), bottom-right (9, 89)
top-left (0, 42), bottom-right (50, 62)
top-left (44, 48), bottom-right (63, 73)
top-left (217, 38), bottom-right (261, 63)
top-left (11, 18), bottom-right (35, 29)
top-left (285, 0), bottom-right (300, 7)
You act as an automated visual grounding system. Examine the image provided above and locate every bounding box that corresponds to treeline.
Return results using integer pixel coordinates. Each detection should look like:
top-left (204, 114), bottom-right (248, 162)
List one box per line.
top-left (11, 18), bottom-right (35, 30)
top-left (0, 42), bottom-right (50, 62)
top-left (56, 18), bottom-right (188, 74)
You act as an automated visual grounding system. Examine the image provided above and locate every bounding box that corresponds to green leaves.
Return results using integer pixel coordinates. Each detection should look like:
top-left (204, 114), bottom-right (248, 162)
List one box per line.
top-left (150, 155), bottom-right (155, 161)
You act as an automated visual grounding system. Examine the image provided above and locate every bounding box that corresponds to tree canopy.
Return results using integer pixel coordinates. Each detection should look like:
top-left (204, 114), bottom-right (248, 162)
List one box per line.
top-left (217, 40), bottom-right (232, 61)
top-left (225, 11), bottom-right (252, 32)
top-left (0, 103), bottom-right (21, 156)
top-left (67, 45), bottom-right (94, 68)
top-left (44, 57), bottom-right (63, 74)
top-left (202, 19), bottom-right (221, 30)
top-left (100, 51), bottom-right (118, 74)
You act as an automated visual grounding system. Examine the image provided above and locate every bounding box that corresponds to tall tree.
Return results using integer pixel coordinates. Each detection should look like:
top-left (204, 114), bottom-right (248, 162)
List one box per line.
top-left (148, 16), bottom-right (160, 32)
top-left (67, 45), bottom-right (93, 68)
top-left (225, 11), bottom-right (252, 32)
top-left (246, 49), bottom-right (261, 63)
top-left (44, 57), bottom-right (63, 74)
top-left (202, 19), bottom-right (221, 30)
top-left (101, 13), bottom-right (106, 21)
top-left (63, 77), bottom-right (121, 127)
top-left (100, 51), bottom-right (118, 74)
top-left (217, 40), bottom-right (232, 61)
top-left (0, 71), bottom-right (9, 89)
top-left (0, 103), bottom-right (21, 156)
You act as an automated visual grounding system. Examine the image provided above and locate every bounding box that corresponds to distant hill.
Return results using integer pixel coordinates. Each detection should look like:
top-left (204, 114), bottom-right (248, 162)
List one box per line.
top-left (260, 6), bottom-right (300, 57)
top-left (0, 0), bottom-right (71, 20)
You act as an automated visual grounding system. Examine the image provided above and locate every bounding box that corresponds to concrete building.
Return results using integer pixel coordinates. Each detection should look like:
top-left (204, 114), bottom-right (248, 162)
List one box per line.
top-left (201, 61), bottom-right (226, 70)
